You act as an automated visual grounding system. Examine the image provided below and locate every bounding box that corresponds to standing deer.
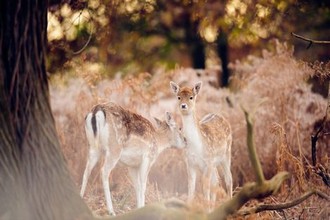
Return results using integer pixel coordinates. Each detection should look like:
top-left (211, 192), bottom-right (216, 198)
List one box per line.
top-left (80, 102), bottom-right (185, 215)
top-left (170, 81), bottom-right (233, 204)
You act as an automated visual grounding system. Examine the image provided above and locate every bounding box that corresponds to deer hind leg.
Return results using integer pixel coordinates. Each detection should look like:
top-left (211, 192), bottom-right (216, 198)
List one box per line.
top-left (80, 147), bottom-right (101, 197)
top-left (220, 159), bottom-right (233, 198)
top-left (127, 155), bottom-right (151, 208)
top-left (202, 164), bottom-right (212, 203)
top-left (128, 167), bottom-right (141, 207)
top-left (138, 155), bottom-right (152, 207)
top-left (102, 149), bottom-right (121, 216)
top-left (210, 167), bottom-right (220, 208)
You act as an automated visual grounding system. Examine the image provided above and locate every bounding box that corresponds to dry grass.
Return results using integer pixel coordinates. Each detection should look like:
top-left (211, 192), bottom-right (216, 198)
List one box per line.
top-left (50, 41), bottom-right (329, 219)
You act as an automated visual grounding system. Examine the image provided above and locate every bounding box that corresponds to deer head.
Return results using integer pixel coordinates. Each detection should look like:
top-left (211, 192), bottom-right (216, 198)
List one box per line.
top-left (154, 112), bottom-right (186, 149)
top-left (170, 81), bottom-right (202, 116)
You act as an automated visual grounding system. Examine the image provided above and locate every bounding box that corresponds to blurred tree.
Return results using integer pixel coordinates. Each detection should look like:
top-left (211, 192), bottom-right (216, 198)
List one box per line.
top-left (47, 0), bottom-right (330, 86)
top-left (0, 0), bottom-right (92, 219)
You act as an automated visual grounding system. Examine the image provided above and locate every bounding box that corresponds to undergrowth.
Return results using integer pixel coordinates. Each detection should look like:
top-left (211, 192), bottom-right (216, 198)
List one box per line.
top-left (50, 41), bottom-right (329, 218)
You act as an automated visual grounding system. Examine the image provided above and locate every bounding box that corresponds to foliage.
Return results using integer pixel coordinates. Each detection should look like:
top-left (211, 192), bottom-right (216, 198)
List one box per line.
top-left (47, 0), bottom-right (330, 75)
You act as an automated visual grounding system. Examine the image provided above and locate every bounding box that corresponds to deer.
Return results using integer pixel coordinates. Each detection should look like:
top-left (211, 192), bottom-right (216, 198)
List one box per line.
top-left (80, 102), bottom-right (185, 216)
top-left (170, 81), bottom-right (233, 206)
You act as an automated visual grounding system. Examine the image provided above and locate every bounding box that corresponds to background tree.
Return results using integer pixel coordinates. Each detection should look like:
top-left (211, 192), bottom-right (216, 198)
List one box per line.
top-left (47, 0), bottom-right (329, 87)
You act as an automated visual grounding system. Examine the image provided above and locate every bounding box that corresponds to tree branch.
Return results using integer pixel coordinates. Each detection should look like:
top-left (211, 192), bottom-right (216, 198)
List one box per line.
top-left (208, 172), bottom-right (289, 220)
top-left (237, 189), bottom-right (330, 216)
top-left (291, 32), bottom-right (330, 49)
top-left (311, 81), bottom-right (330, 186)
top-left (244, 109), bottom-right (265, 185)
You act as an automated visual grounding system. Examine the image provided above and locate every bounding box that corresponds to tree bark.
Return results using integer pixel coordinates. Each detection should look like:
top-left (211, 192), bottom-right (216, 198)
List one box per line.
top-left (0, 1), bottom-right (92, 219)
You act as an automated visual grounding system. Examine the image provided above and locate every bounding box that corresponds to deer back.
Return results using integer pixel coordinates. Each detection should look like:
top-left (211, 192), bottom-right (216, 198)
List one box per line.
top-left (199, 114), bottom-right (232, 156)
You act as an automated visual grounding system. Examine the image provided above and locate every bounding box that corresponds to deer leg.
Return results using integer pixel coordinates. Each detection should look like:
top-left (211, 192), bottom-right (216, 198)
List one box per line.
top-left (138, 155), bottom-right (151, 208)
top-left (202, 165), bottom-right (212, 203)
top-left (80, 147), bottom-right (100, 197)
top-left (187, 165), bottom-right (197, 201)
top-left (128, 167), bottom-right (141, 208)
top-left (102, 149), bottom-right (120, 216)
top-left (203, 165), bottom-right (219, 212)
top-left (221, 159), bottom-right (233, 198)
top-left (210, 167), bottom-right (219, 210)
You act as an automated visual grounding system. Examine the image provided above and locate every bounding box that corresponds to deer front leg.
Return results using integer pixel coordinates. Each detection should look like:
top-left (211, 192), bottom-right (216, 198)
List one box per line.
top-left (202, 164), bottom-right (219, 211)
top-left (80, 147), bottom-right (100, 197)
top-left (187, 164), bottom-right (197, 201)
top-left (102, 149), bottom-right (121, 216)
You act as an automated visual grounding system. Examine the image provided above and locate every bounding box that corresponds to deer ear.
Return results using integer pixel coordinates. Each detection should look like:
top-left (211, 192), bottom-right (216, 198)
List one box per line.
top-left (193, 81), bottom-right (202, 95)
top-left (165, 112), bottom-right (172, 123)
top-left (170, 81), bottom-right (180, 94)
top-left (154, 117), bottom-right (162, 127)
top-left (165, 112), bottom-right (176, 127)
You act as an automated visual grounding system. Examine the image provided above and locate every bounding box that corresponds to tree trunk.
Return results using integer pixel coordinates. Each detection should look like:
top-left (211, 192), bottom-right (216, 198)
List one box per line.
top-left (0, 1), bottom-right (92, 219)
top-left (183, 13), bottom-right (206, 70)
top-left (191, 37), bottom-right (206, 69)
top-left (216, 30), bottom-right (230, 87)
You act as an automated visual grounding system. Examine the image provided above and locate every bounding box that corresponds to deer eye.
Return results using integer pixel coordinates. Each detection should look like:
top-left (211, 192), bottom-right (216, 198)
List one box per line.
top-left (177, 96), bottom-right (181, 100)
top-left (189, 96), bottom-right (193, 100)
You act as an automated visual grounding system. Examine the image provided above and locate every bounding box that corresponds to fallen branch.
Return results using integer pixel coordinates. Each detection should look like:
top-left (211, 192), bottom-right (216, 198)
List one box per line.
top-left (208, 172), bottom-right (289, 220)
top-left (291, 32), bottom-right (330, 49)
top-left (237, 189), bottom-right (330, 216)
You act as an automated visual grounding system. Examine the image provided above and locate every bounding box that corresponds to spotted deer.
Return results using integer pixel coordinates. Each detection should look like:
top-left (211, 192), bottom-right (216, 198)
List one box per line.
top-left (170, 81), bottom-right (233, 204)
top-left (80, 102), bottom-right (185, 215)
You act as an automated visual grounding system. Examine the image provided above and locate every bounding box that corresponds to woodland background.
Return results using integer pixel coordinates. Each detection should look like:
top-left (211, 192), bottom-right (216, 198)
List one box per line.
top-left (47, 0), bottom-right (329, 219)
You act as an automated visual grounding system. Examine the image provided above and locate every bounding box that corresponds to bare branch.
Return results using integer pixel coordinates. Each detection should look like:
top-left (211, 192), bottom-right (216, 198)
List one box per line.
top-left (237, 189), bottom-right (330, 216)
top-left (72, 26), bottom-right (93, 55)
top-left (242, 107), bottom-right (265, 185)
top-left (291, 32), bottom-right (330, 49)
top-left (72, 9), bottom-right (93, 55)
top-left (208, 172), bottom-right (289, 220)
top-left (311, 81), bottom-right (330, 186)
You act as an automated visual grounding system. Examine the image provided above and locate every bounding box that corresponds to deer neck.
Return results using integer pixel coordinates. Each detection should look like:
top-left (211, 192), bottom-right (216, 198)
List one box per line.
top-left (155, 131), bottom-right (171, 155)
top-left (181, 112), bottom-right (203, 155)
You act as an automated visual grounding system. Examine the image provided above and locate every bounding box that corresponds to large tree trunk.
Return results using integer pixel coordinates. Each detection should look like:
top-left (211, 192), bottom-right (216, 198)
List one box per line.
top-left (0, 1), bottom-right (92, 219)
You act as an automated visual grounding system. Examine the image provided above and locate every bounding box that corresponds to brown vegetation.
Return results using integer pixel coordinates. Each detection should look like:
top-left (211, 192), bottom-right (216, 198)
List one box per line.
top-left (51, 42), bottom-right (329, 218)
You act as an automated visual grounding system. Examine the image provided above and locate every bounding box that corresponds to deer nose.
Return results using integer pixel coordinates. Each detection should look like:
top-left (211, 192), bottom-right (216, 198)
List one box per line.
top-left (181, 103), bottom-right (188, 109)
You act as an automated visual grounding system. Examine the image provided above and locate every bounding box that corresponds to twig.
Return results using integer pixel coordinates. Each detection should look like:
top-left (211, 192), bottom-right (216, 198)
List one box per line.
top-left (238, 189), bottom-right (330, 215)
top-left (73, 9), bottom-right (93, 55)
top-left (310, 81), bottom-right (330, 186)
top-left (315, 164), bottom-right (330, 187)
top-left (291, 32), bottom-right (330, 49)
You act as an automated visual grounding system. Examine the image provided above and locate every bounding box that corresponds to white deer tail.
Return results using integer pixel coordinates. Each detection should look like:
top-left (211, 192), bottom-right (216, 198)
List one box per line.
top-left (85, 107), bottom-right (106, 149)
